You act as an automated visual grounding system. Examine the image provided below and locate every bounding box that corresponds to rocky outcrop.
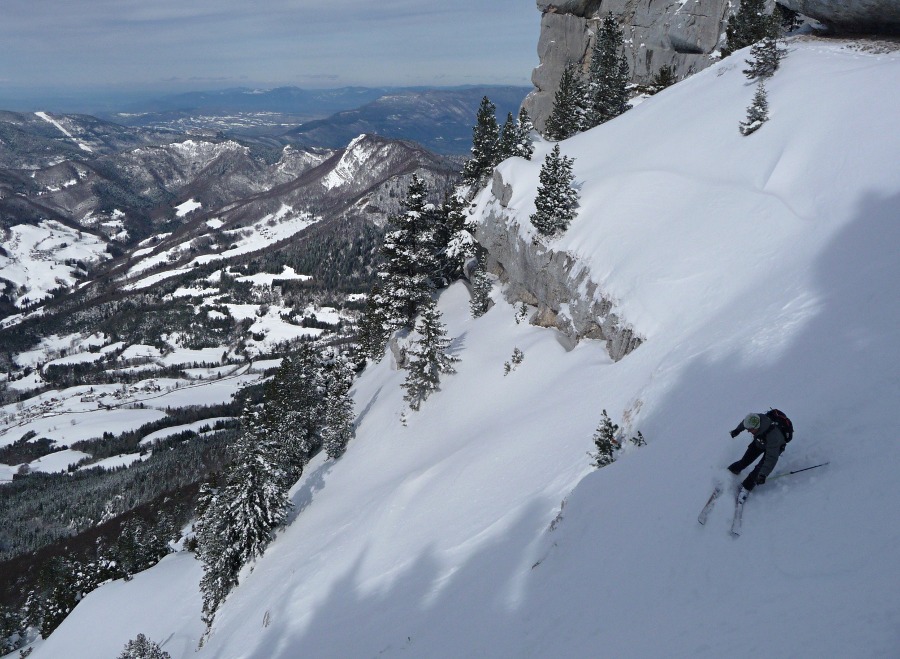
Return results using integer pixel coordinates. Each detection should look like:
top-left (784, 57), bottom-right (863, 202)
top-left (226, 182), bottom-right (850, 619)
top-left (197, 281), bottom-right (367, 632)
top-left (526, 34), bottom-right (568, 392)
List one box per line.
top-left (476, 170), bottom-right (642, 360)
top-left (524, 0), bottom-right (737, 132)
top-left (780, 0), bottom-right (900, 35)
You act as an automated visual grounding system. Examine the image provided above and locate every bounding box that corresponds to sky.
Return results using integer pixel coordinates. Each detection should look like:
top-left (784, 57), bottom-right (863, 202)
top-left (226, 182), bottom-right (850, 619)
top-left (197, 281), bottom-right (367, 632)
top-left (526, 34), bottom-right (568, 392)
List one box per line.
top-left (0, 0), bottom-right (539, 106)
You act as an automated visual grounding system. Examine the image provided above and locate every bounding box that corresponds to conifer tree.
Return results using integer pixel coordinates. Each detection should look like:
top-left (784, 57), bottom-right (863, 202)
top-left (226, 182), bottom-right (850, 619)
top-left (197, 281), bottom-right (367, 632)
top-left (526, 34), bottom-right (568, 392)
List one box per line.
top-left (263, 345), bottom-right (324, 481)
top-left (591, 409), bottom-right (620, 468)
top-left (722, 0), bottom-right (770, 56)
top-left (377, 175), bottom-right (439, 336)
top-left (321, 349), bottom-right (356, 460)
top-left (648, 64), bottom-right (677, 94)
top-left (462, 96), bottom-right (500, 185)
top-left (585, 13), bottom-right (630, 128)
top-left (402, 299), bottom-right (459, 411)
top-left (469, 257), bottom-right (493, 318)
top-left (118, 634), bottom-right (171, 659)
top-left (357, 279), bottom-right (391, 362)
top-left (197, 406), bottom-right (290, 628)
top-left (743, 14), bottom-right (785, 80)
top-left (740, 79), bottom-right (769, 136)
top-left (515, 108), bottom-right (535, 160)
top-left (530, 144), bottom-right (579, 238)
top-left (498, 112), bottom-right (518, 162)
top-left (545, 63), bottom-right (587, 141)
top-left (443, 192), bottom-right (477, 279)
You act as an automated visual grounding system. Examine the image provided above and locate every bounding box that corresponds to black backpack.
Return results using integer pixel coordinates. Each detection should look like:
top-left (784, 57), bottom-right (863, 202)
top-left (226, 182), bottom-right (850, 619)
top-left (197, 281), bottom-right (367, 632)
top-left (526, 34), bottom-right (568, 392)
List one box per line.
top-left (765, 408), bottom-right (794, 443)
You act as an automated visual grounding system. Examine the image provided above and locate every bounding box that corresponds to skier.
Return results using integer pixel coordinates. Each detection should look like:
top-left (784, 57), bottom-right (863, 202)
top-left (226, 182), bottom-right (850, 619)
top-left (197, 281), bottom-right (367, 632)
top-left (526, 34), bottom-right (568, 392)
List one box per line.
top-left (728, 412), bottom-right (787, 502)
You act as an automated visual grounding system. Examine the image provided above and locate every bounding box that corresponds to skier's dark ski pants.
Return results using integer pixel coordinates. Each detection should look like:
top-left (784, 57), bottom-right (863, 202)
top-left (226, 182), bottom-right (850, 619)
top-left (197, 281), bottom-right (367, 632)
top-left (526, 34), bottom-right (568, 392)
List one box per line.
top-left (728, 442), bottom-right (765, 482)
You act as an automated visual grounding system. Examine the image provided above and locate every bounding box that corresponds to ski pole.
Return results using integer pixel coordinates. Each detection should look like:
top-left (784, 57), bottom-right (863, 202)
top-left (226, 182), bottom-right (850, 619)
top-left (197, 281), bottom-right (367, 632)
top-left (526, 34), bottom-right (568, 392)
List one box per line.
top-left (768, 461), bottom-right (830, 481)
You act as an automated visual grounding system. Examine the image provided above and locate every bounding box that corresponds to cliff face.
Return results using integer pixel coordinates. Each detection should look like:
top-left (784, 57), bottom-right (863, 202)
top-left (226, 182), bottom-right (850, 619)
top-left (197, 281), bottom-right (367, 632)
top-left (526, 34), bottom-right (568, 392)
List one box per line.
top-left (474, 169), bottom-right (642, 360)
top-left (524, 0), bottom-right (736, 132)
top-left (780, 0), bottom-right (900, 35)
top-left (523, 1), bottom-right (900, 132)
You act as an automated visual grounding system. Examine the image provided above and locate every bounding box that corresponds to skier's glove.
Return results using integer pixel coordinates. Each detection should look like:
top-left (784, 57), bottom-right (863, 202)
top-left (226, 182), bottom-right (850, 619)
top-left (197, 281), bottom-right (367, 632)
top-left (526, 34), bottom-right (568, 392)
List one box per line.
top-left (756, 473), bottom-right (767, 485)
top-left (730, 428), bottom-right (742, 438)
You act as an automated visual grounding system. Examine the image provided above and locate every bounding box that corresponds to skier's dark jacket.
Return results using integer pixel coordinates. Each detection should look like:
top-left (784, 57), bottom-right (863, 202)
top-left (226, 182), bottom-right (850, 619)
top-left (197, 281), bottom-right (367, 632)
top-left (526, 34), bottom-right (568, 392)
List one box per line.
top-left (730, 414), bottom-right (786, 480)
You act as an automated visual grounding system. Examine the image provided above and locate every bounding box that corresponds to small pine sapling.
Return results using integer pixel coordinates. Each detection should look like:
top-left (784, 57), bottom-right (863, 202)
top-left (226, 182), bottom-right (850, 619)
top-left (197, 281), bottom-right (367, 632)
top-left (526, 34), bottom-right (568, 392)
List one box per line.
top-left (740, 80), bottom-right (769, 136)
top-left (504, 348), bottom-right (524, 376)
top-left (591, 409), bottom-right (620, 468)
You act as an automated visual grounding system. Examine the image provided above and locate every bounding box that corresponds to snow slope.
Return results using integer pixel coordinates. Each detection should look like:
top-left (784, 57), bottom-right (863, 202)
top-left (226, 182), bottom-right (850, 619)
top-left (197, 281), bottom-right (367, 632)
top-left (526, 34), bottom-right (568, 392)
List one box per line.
top-left (27, 39), bottom-right (900, 658)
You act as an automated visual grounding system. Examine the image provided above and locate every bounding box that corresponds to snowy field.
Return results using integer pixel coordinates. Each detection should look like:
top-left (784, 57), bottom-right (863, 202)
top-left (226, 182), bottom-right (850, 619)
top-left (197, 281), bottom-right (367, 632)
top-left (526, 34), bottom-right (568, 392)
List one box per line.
top-left (18, 39), bottom-right (900, 658)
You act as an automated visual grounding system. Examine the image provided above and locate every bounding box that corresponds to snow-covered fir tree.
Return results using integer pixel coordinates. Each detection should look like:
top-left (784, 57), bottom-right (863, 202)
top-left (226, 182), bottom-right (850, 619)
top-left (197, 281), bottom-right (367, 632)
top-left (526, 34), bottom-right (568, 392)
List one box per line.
top-left (591, 409), bottom-right (620, 468)
top-left (723, 0), bottom-right (770, 56)
top-left (402, 298), bottom-right (459, 411)
top-left (462, 96), bottom-right (500, 185)
top-left (530, 144), bottom-right (579, 238)
top-left (740, 79), bottom-right (769, 136)
top-left (263, 345), bottom-right (325, 482)
top-left (585, 12), bottom-right (630, 128)
top-left (469, 256), bottom-right (493, 318)
top-left (118, 634), bottom-right (171, 659)
top-left (497, 109), bottom-right (534, 162)
top-left (356, 279), bottom-right (391, 362)
top-left (374, 175), bottom-right (439, 342)
top-left (321, 348), bottom-right (356, 460)
top-left (197, 406), bottom-right (290, 628)
top-left (743, 14), bottom-right (785, 80)
top-left (545, 63), bottom-right (587, 141)
top-left (498, 112), bottom-right (518, 161)
top-left (515, 107), bottom-right (535, 159)
top-left (444, 192), bottom-right (477, 279)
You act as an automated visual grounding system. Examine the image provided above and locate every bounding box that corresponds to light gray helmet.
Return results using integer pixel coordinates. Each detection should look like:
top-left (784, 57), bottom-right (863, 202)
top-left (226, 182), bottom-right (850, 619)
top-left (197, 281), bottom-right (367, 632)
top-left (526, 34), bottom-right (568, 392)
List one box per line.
top-left (743, 413), bottom-right (761, 430)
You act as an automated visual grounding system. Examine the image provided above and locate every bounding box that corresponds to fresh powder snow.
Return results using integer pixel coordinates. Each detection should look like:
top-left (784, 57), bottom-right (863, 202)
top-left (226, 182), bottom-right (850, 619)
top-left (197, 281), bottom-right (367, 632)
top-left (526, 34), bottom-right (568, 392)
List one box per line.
top-left (21, 39), bottom-right (900, 659)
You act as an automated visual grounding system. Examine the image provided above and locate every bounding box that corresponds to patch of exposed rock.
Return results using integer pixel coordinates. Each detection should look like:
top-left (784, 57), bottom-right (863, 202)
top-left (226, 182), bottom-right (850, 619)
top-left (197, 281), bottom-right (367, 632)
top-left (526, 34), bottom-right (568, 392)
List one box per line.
top-left (780, 0), bottom-right (900, 35)
top-left (475, 170), bottom-right (642, 360)
top-left (524, 0), bottom-right (739, 132)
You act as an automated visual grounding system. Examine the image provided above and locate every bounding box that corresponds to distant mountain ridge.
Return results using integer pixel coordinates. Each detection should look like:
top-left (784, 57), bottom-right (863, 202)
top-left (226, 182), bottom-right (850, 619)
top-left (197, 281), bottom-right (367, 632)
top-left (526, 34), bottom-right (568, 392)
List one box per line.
top-left (284, 86), bottom-right (531, 155)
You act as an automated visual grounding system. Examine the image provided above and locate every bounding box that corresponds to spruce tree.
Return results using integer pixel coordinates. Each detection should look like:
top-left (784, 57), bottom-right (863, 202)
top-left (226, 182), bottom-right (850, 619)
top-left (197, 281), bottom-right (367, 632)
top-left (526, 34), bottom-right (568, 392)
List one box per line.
top-left (743, 14), bottom-right (785, 80)
top-left (649, 64), bottom-right (677, 94)
top-left (443, 192), bottom-right (477, 279)
top-left (377, 175), bottom-right (439, 335)
top-left (462, 96), bottom-right (500, 185)
top-left (263, 345), bottom-right (325, 482)
top-left (722, 0), bottom-right (770, 56)
top-left (740, 79), bottom-right (770, 136)
top-left (469, 257), bottom-right (493, 318)
top-left (586, 13), bottom-right (630, 128)
top-left (197, 406), bottom-right (290, 628)
top-left (515, 108), bottom-right (535, 160)
top-left (591, 410), bottom-right (620, 468)
top-left (321, 349), bottom-right (356, 460)
top-left (545, 63), bottom-right (587, 141)
top-left (530, 145), bottom-right (579, 238)
top-left (357, 279), bottom-right (391, 362)
top-left (402, 299), bottom-right (459, 411)
top-left (118, 634), bottom-right (171, 659)
top-left (498, 112), bottom-right (518, 161)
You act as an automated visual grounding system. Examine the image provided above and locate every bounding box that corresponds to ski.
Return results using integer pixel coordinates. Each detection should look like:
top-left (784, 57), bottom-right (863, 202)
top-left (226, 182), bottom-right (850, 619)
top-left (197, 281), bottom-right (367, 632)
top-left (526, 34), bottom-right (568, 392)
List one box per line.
top-left (731, 494), bottom-right (746, 537)
top-left (698, 483), bottom-right (723, 525)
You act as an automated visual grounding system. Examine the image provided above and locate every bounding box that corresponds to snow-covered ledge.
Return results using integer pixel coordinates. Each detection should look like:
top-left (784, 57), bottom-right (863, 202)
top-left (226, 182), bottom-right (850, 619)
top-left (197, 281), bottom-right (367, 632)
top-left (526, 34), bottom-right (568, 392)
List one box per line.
top-left (474, 169), bottom-right (642, 360)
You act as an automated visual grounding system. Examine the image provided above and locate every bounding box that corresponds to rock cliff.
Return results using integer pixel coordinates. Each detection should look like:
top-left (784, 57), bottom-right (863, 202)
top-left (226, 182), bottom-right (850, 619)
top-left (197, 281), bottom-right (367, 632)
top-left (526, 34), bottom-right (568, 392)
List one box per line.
top-left (523, 1), bottom-right (899, 132)
top-left (524, 0), bottom-right (737, 132)
top-left (779, 0), bottom-right (900, 35)
top-left (474, 169), bottom-right (642, 360)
